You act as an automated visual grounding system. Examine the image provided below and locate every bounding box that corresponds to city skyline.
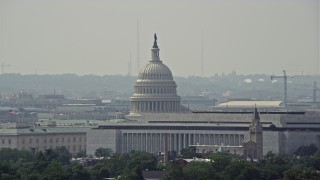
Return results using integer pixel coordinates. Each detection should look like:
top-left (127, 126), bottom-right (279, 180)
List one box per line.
top-left (0, 0), bottom-right (319, 76)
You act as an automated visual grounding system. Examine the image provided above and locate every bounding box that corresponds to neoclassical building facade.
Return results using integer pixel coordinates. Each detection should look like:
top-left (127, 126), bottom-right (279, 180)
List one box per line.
top-left (87, 35), bottom-right (320, 157)
top-left (129, 34), bottom-right (180, 114)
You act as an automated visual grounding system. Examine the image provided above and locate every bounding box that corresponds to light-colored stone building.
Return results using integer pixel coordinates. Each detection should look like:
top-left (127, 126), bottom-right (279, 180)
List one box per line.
top-left (128, 33), bottom-right (180, 116)
top-left (243, 107), bottom-right (263, 159)
top-left (87, 111), bottom-right (320, 156)
top-left (86, 35), bottom-right (320, 157)
top-left (0, 123), bottom-right (87, 155)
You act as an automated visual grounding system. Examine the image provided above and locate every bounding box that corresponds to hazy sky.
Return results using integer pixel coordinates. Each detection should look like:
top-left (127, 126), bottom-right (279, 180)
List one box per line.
top-left (0, 0), bottom-right (319, 76)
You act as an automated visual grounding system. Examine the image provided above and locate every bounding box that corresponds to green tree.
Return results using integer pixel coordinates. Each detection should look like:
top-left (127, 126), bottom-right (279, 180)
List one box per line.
top-left (284, 166), bottom-right (320, 180)
top-left (164, 160), bottom-right (184, 180)
top-left (76, 150), bottom-right (86, 158)
top-left (97, 168), bottom-right (110, 180)
top-left (206, 152), bottom-right (232, 172)
top-left (236, 165), bottom-right (261, 180)
top-left (0, 148), bottom-right (35, 162)
top-left (95, 148), bottom-right (113, 158)
top-left (68, 163), bottom-right (90, 180)
top-left (294, 144), bottom-right (318, 156)
top-left (183, 161), bottom-right (216, 180)
top-left (53, 146), bottom-right (72, 165)
top-left (41, 160), bottom-right (69, 180)
top-left (259, 151), bottom-right (291, 178)
top-left (122, 151), bottom-right (157, 176)
top-left (180, 146), bottom-right (197, 159)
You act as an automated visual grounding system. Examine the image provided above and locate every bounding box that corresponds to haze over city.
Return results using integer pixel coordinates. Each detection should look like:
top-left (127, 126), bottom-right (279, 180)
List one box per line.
top-left (0, 0), bottom-right (319, 76)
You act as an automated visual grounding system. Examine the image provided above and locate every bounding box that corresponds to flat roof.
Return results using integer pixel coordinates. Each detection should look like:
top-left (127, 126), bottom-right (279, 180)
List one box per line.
top-left (0, 127), bottom-right (88, 135)
top-left (215, 101), bottom-right (284, 108)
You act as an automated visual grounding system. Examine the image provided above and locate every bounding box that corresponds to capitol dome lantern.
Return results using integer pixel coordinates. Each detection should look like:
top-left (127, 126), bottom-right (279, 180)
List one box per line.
top-left (130, 34), bottom-right (181, 114)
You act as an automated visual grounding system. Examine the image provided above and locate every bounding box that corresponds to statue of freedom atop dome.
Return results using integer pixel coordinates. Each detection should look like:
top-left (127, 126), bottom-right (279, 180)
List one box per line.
top-left (153, 33), bottom-right (158, 48)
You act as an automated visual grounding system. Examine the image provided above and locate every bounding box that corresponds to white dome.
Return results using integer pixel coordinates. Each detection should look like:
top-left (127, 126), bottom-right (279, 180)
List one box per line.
top-left (129, 34), bottom-right (180, 114)
top-left (138, 61), bottom-right (173, 80)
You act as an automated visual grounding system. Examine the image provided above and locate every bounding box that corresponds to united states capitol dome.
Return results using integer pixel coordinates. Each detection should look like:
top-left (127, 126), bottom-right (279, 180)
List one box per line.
top-left (138, 62), bottom-right (173, 80)
top-left (129, 34), bottom-right (180, 115)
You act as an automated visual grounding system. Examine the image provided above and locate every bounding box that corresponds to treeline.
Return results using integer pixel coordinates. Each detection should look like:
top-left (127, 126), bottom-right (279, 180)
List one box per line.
top-left (0, 73), bottom-right (319, 100)
top-left (1, 145), bottom-right (320, 180)
top-left (0, 147), bottom-right (159, 180)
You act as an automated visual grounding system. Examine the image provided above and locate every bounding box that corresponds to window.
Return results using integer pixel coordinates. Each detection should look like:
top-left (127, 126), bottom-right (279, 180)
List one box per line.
top-left (62, 138), bottom-right (64, 142)
top-left (73, 137), bottom-right (76, 142)
top-left (79, 137), bottom-right (81, 142)
top-left (68, 137), bottom-right (70, 142)
top-left (79, 145), bottom-right (81, 151)
top-left (2, 139), bottom-right (4, 144)
top-left (44, 139), bottom-right (47, 143)
top-left (50, 138), bottom-right (52, 143)
top-left (8, 139), bottom-right (11, 144)
top-left (22, 139), bottom-right (25, 144)
top-left (56, 138), bottom-right (58, 143)
top-left (29, 139), bottom-right (32, 143)
top-left (73, 145), bottom-right (76, 151)
top-left (36, 139), bottom-right (39, 143)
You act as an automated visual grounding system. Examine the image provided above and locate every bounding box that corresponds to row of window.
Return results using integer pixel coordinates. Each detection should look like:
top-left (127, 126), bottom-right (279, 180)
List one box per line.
top-left (135, 87), bottom-right (175, 94)
top-left (21, 136), bottom-right (86, 144)
top-left (143, 73), bottom-right (171, 78)
top-left (21, 145), bottom-right (86, 153)
top-left (1, 139), bottom-right (11, 144)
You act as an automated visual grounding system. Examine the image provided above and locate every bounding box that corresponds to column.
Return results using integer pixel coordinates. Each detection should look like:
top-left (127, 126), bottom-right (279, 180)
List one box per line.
top-left (146, 133), bottom-right (149, 153)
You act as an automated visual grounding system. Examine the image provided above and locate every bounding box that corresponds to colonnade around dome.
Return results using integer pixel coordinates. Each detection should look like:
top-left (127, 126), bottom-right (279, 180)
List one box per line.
top-left (129, 34), bottom-right (181, 114)
top-left (130, 101), bottom-right (180, 113)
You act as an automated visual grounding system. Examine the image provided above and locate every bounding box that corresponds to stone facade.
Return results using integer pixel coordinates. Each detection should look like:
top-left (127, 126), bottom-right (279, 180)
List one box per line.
top-left (0, 126), bottom-right (87, 155)
top-left (86, 35), bottom-right (320, 157)
top-left (243, 107), bottom-right (263, 159)
top-left (129, 35), bottom-right (180, 114)
top-left (86, 111), bottom-right (320, 156)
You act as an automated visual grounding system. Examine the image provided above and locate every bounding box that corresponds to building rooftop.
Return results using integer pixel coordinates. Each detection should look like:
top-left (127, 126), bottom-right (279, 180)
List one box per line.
top-left (0, 127), bottom-right (88, 135)
top-left (215, 101), bottom-right (284, 109)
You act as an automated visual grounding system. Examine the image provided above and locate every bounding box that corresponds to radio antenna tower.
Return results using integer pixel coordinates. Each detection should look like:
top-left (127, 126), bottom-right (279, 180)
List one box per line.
top-left (128, 53), bottom-right (132, 76)
top-left (0, 0), bottom-right (5, 72)
top-left (316, 1), bottom-right (320, 75)
top-left (136, 19), bottom-right (140, 75)
top-left (201, 28), bottom-right (204, 76)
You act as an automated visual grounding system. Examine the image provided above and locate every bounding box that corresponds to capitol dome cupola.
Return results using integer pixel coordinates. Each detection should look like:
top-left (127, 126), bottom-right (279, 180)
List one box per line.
top-left (130, 34), bottom-right (181, 114)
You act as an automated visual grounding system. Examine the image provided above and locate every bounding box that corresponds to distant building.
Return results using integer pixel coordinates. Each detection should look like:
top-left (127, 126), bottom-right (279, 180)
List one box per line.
top-left (0, 122), bottom-right (87, 155)
top-left (243, 106), bottom-right (263, 160)
top-left (181, 96), bottom-right (217, 111)
top-left (191, 144), bottom-right (243, 155)
top-left (0, 107), bottom-right (38, 124)
top-left (214, 101), bottom-right (284, 111)
top-left (128, 34), bottom-right (180, 116)
top-left (85, 35), bottom-right (320, 157)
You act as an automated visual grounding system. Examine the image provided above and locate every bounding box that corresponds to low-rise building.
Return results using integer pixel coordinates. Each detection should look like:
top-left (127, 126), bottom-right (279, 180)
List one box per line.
top-left (0, 123), bottom-right (87, 155)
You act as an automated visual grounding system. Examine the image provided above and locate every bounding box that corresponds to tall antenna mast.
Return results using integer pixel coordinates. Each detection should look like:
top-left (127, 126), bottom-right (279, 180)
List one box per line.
top-left (128, 53), bottom-right (132, 76)
top-left (316, 1), bottom-right (320, 75)
top-left (201, 28), bottom-right (204, 76)
top-left (136, 19), bottom-right (140, 75)
top-left (0, 0), bottom-right (4, 69)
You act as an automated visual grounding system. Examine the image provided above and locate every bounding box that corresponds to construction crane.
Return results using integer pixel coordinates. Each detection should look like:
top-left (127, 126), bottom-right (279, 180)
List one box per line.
top-left (313, 82), bottom-right (320, 102)
top-left (271, 70), bottom-right (292, 107)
